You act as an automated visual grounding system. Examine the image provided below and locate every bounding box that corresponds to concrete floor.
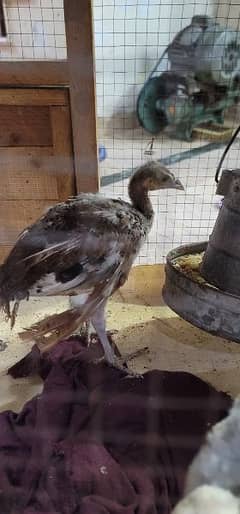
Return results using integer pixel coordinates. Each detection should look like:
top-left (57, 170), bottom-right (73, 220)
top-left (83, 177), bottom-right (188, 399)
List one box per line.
top-left (0, 264), bottom-right (239, 414)
top-left (98, 117), bottom-right (240, 265)
top-left (99, 125), bottom-right (230, 265)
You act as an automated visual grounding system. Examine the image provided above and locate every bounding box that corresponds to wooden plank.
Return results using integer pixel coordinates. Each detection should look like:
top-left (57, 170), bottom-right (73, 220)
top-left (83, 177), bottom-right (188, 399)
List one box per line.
top-left (0, 170), bottom-right (58, 200)
top-left (0, 146), bottom-right (72, 181)
top-left (64, 0), bottom-right (99, 193)
top-left (0, 106), bottom-right (52, 146)
top-left (0, 88), bottom-right (68, 106)
top-left (50, 105), bottom-right (75, 200)
top-left (0, 62), bottom-right (69, 86)
top-left (0, 146), bottom-right (53, 172)
top-left (0, 147), bottom-right (59, 200)
top-left (0, 201), bottom-right (55, 244)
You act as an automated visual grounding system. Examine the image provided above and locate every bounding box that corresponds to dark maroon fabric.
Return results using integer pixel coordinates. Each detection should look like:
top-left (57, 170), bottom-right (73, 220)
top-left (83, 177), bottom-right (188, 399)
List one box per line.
top-left (1, 337), bottom-right (231, 513)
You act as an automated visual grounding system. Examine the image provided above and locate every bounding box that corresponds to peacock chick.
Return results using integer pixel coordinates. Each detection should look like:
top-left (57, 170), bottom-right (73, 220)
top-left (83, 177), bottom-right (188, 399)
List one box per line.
top-left (0, 161), bottom-right (184, 368)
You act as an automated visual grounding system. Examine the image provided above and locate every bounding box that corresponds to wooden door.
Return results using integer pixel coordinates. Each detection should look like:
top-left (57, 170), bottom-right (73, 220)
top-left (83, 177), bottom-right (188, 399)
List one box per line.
top-left (0, 88), bottom-right (75, 262)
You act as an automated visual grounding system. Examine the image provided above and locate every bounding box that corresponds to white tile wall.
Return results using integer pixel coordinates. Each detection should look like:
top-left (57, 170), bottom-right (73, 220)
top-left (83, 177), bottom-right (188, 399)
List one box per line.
top-left (93, 0), bottom-right (216, 118)
top-left (217, 0), bottom-right (240, 30)
top-left (94, 0), bottom-right (240, 265)
top-left (0, 0), bottom-right (67, 59)
top-left (99, 133), bottom-right (228, 264)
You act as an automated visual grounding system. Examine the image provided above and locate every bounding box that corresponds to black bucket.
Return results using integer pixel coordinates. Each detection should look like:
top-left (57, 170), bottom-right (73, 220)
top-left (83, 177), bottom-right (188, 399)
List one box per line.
top-left (201, 169), bottom-right (240, 295)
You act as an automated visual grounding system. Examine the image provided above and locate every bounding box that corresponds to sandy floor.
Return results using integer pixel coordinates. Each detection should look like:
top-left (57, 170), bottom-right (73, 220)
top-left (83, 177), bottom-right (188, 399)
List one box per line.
top-left (0, 264), bottom-right (240, 414)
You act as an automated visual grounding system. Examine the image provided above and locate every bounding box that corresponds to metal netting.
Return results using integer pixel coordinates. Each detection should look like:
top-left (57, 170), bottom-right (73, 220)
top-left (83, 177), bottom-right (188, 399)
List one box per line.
top-left (94, 0), bottom-right (240, 264)
top-left (1, 0), bottom-right (66, 60)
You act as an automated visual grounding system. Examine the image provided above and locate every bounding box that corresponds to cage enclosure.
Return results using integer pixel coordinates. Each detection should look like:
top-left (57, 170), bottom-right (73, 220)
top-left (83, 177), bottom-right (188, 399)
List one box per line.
top-left (0, 1), bottom-right (240, 513)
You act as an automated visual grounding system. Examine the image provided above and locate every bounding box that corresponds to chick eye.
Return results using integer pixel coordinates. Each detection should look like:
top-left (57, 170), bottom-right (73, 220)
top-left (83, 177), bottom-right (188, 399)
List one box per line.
top-left (162, 176), bottom-right (168, 182)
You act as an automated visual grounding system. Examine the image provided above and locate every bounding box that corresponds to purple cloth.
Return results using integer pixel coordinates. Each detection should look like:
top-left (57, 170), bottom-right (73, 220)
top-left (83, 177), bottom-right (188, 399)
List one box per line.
top-left (0, 337), bottom-right (230, 513)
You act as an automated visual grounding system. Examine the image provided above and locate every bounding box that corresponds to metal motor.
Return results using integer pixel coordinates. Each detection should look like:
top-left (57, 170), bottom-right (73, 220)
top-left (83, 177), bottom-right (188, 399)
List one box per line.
top-left (137, 16), bottom-right (240, 140)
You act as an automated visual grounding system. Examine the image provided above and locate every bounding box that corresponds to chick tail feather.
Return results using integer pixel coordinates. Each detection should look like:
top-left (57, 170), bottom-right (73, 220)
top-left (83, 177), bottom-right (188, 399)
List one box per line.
top-left (18, 283), bottom-right (108, 351)
top-left (19, 262), bottom-right (122, 352)
top-left (19, 307), bottom-right (85, 351)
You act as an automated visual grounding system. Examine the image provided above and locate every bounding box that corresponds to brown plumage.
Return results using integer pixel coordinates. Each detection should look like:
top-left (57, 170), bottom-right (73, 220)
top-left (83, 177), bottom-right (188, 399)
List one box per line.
top-left (0, 161), bottom-right (184, 365)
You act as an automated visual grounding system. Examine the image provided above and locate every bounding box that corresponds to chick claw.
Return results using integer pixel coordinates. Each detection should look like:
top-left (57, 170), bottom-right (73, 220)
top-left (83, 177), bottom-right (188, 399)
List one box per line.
top-left (93, 347), bottom-right (149, 379)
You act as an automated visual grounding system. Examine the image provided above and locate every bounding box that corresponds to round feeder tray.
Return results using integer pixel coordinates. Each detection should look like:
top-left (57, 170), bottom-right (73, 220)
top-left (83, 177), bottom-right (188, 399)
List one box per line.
top-left (163, 242), bottom-right (240, 343)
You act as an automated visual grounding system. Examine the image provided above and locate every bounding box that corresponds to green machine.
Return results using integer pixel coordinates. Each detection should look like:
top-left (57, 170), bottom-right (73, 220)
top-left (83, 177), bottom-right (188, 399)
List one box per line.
top-left (137, 16), bottom-right (240, 141)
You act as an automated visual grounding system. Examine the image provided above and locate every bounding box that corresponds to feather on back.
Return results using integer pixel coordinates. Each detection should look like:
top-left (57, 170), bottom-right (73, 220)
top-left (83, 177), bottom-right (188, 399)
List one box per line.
top-left (0, 193), bottom-right (152, 327)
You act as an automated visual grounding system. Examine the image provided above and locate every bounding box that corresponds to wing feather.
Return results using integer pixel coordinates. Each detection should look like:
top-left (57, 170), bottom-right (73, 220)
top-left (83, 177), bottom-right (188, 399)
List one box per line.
top-left (19, 260), bottom-right (124, 347)
top-left (0, 194), bottom-right (142, 326)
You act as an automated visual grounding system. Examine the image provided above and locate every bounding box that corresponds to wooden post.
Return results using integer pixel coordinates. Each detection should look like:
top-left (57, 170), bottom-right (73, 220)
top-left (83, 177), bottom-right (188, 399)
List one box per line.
top-left (64, 0), bottom-right (99, 193)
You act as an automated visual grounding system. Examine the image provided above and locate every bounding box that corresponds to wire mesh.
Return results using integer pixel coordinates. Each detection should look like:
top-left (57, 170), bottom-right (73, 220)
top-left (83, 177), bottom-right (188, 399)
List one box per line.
top-left (1, 0), bottom-right (240, 264)
top-left (94, 0), bottom-right (240, 265)
top-left (1, 0), bottom-right (66, 60)
top-left (0, 6), bottom-right (238, 505)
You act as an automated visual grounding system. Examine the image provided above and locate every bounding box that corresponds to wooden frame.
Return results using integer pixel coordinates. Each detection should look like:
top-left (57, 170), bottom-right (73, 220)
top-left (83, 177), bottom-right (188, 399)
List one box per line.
top-left (0, 88), bottom-right (68, 105)
top-left (64, 0), bottom-right (99, 193)
top-left (0, 0), bottom-right (99, 194)
top-left (0, 61), bottom-right (69, 86)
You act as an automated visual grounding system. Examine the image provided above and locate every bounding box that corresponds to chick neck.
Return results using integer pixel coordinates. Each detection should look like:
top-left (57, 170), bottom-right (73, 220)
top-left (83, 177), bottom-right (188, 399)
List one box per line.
top-left (128, 177), bottom-right (154, 220)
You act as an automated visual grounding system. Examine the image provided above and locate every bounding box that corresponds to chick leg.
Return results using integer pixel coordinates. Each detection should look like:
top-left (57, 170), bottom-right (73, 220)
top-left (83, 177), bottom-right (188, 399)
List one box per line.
top-left (90, 304), bottom-right (143, 377)
top-left (69, 294), bottom-right (94, 346)
top-left (78, 321), bottom-right (92, 345)
top-left (83, 320), bottom-right (99, 347)
top-left (90, 304), bottom-right (116, 365)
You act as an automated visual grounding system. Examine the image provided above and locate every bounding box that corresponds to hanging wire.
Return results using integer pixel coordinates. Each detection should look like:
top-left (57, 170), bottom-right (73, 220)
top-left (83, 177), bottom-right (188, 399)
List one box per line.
top-left (215, 123), bottom-right (240, 183)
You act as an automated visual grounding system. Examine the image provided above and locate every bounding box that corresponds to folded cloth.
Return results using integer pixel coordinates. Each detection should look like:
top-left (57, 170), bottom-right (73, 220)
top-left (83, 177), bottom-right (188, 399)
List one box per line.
top-left (1, 337), bottom-right (230, 513)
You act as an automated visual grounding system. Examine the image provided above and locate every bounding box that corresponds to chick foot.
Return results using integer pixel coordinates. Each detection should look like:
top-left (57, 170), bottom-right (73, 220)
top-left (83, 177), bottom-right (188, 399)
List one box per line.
top-left (113, 347), bottom-right (149, 378)
top-left (93, 355), bottom-right (142, 378)
top-left (111, 357), bottom-right (143, 378)
top-left (90, 305), bottom-right (146, 377)
top-left (94, 347), bottom-right (149, 378)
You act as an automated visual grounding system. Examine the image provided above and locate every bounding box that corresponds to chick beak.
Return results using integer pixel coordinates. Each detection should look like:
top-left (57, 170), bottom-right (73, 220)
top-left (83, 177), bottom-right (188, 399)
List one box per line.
top-left (174, 178), bottom-right (184, 191)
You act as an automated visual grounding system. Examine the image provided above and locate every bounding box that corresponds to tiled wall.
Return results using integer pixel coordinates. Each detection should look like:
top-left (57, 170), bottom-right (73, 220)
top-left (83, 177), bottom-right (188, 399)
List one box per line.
top-left (1, 0), bottom-right (66, 59)
top-left (94, 0), bottom-right (240, 265)
top-left (217, 0), bottom-right (240, 30)
top-left (93, 0), bottom-right (216, 119)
